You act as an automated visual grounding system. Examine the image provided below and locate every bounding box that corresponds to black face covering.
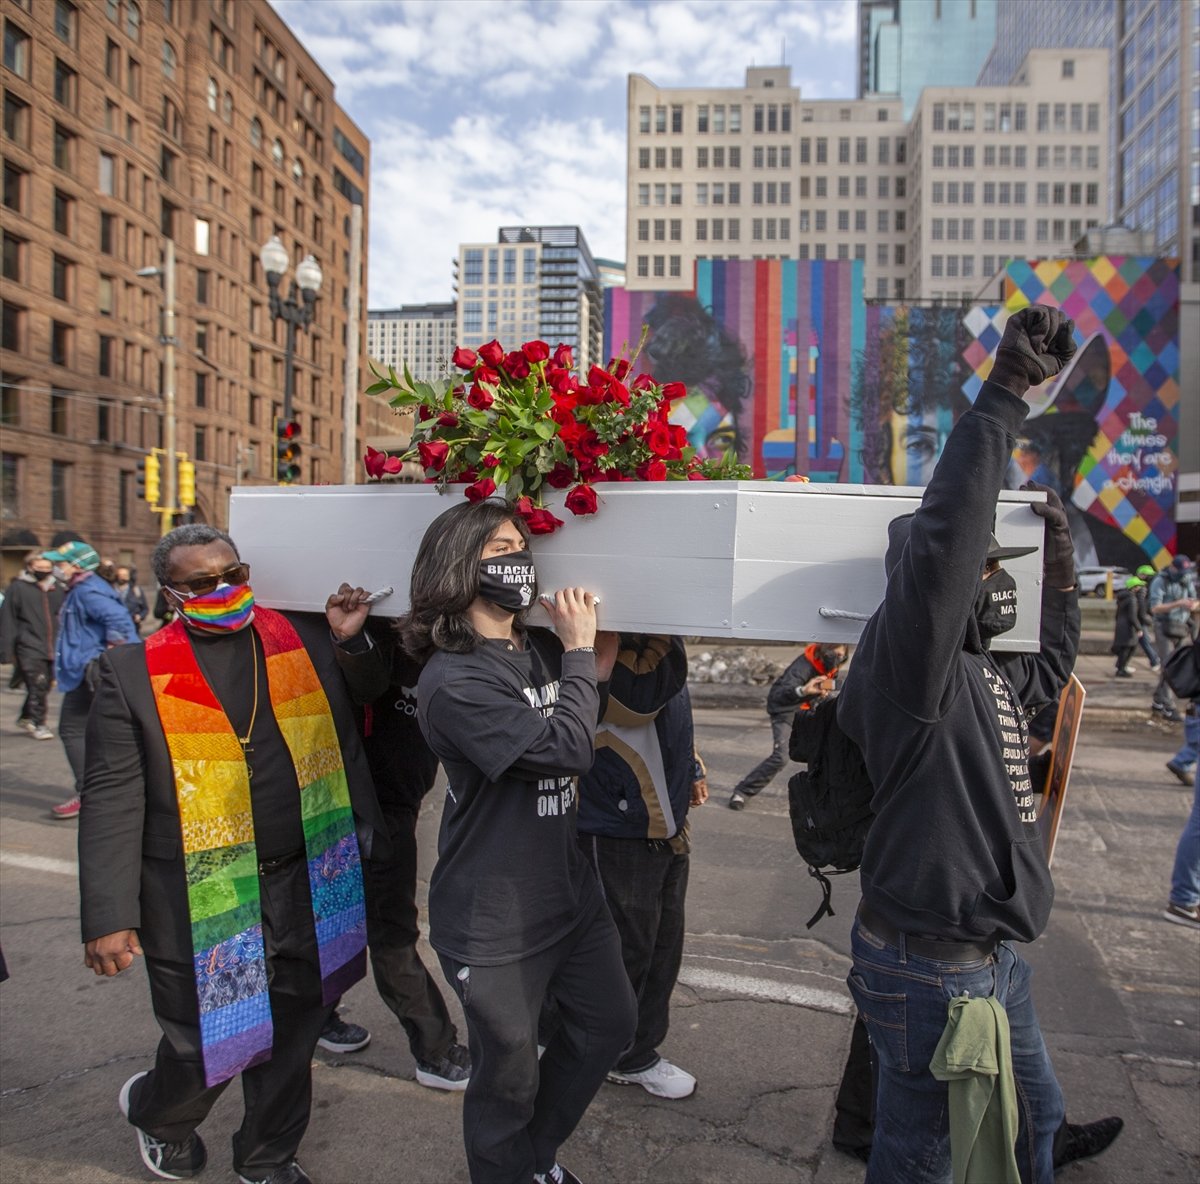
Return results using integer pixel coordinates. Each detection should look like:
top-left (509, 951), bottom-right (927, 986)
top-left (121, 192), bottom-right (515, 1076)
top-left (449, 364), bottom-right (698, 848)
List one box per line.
top-left (975, 568), bottom-right (1019, 644)
top-left (477, 549), bottom-right (537, 614)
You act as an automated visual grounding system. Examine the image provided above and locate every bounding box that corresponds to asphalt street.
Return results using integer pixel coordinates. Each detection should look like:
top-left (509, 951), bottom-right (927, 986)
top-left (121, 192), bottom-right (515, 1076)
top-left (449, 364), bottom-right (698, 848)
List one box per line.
top-left (1, 651), bottom-right (1197, 1184)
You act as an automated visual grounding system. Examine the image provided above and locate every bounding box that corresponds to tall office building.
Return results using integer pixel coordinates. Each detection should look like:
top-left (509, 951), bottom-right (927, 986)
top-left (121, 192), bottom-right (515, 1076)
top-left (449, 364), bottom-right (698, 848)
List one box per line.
top-left (858, 0), bottom-right (999, 117)
top-left (367, 303), bottom-right (457, 383)
top-left (625, 53), bottom-right (1107, 303)
top-left (0, 0), bottom-right (387, 582)
top-left (978, 0), bottom-right (1196, 284)
top-left (454, 226), bottom-right (602, 372)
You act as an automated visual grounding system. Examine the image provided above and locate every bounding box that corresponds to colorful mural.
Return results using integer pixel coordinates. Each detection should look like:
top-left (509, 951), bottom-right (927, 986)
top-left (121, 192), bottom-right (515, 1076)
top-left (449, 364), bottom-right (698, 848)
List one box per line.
top-left (604, 256), bottom-right (1180, 567)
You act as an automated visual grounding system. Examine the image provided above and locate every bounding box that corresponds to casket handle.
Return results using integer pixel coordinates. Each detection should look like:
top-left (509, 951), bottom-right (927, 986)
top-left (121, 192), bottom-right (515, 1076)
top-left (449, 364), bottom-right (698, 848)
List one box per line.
top-left (818, 607), bottom-right (872, 622)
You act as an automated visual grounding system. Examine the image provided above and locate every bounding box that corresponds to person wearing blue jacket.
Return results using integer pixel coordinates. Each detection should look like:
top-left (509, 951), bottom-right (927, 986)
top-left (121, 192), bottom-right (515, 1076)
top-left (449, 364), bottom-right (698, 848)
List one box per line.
top-left (576, 634), bottom-right (707, 1100)
top-left (42, 540), bottom-right (139, 819)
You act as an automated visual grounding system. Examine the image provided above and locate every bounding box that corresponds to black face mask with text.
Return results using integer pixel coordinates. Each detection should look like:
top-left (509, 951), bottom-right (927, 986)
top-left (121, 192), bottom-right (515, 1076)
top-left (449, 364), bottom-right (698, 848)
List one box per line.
top-left (477, 550), bottom-right (537, 614)
top-left (975, 568), bottom-right (1019, 645)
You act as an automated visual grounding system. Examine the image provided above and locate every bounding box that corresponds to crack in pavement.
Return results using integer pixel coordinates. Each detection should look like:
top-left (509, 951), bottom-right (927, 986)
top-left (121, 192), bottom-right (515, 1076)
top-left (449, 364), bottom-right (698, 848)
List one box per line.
top-left (1, 1052), bottom-right (145, 1100)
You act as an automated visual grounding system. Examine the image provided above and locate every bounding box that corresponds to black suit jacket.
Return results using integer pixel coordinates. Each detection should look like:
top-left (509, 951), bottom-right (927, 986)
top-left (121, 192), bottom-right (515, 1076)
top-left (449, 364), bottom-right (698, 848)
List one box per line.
top-left (78, 612), bottom-right (389, 961)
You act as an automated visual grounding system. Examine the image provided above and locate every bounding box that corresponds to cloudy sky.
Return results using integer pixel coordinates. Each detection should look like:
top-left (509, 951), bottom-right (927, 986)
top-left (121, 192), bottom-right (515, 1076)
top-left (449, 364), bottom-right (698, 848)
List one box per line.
top-left (272, 0), bottom-right (857, 308)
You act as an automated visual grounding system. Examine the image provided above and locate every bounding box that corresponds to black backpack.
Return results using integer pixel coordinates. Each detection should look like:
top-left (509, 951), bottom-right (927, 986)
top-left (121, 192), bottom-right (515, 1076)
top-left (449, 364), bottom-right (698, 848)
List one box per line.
top-left (787, 695), bottom-right (876, 928)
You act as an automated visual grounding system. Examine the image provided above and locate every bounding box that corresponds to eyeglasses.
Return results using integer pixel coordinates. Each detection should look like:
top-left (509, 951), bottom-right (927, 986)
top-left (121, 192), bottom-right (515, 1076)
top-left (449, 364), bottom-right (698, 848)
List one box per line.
top-left (169, 563), bottom-right (251, 597)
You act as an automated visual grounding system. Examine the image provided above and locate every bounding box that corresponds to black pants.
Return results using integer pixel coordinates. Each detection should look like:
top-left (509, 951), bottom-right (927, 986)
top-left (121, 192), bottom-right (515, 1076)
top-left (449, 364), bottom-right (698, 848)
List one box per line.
top-left (129, 855), bottom-right (333, 1179)
top-left (580, 833), bottom-right (688, 1073)
top-left (16, 656), bottom-right (52, 727)
top-left (833, 1013), bottom-right (876, 1159)
top-left (439, 902), bottom-right (637, 1184)
top-left (363, 799), bottom-right (457, 1062)
top-left (59, 684), bottom-right (93, 793)
top-left (733, 712), bottom-right (793, 796)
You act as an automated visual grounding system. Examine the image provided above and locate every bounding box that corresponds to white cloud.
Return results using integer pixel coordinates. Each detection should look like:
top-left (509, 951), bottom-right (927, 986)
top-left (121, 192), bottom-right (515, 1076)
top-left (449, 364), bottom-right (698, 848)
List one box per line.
top-left (272, 0), bottom-right (858, 305)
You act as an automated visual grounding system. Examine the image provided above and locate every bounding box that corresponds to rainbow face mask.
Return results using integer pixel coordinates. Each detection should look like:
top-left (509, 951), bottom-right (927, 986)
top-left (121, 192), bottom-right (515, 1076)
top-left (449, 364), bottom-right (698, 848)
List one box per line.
top-left (174, 582), bottom-right (256, 633)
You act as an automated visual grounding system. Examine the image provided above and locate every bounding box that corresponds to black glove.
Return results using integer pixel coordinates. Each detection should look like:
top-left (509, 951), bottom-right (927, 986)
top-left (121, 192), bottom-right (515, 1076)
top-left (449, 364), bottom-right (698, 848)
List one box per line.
top-left (990, 306), bottom-right (1076, 398)
top-left (1023, 481), bottom-right (1075, 589)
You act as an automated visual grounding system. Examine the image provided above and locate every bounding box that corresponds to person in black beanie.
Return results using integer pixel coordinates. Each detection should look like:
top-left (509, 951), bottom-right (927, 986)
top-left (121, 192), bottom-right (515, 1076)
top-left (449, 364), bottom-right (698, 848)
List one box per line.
top-left (837, 305), bottom-right (1122, 1183)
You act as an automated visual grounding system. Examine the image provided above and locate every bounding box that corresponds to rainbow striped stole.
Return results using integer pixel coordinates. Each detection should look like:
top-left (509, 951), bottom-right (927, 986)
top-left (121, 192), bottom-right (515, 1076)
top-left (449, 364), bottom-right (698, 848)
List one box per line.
top-left (144, 609), bottom-right (366, 1087)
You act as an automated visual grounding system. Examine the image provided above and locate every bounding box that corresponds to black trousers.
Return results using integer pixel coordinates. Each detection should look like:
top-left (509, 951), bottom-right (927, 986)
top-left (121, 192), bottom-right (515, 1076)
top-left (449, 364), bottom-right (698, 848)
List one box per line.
top-left (59, 684), bottom-right (93, 793)
top-left (16, 656), bottom-right (52, 727)
top-left (129, 855), bottom-right (333, 1178)
top-left (733, 712), bottom-right (793, 796)
top-left (439, 902), bottom-right (637, 1184)
top-left (579, 833), bottom-right (689, 1074)
top-left (362, 799), bottom-right (457, 1062)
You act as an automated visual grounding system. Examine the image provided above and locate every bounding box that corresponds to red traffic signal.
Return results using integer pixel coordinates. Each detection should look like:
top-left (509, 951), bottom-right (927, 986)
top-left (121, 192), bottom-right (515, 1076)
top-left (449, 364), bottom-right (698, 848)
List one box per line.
top-left (275, 418), bottom-right (301, 483)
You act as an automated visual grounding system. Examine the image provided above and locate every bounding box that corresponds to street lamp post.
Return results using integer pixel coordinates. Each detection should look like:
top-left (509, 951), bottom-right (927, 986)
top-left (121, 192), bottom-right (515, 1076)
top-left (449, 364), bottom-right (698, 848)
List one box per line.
top-left (259, 235), bottom-right (322, 425)
top-left (137, 239), bottom-right (177, 536)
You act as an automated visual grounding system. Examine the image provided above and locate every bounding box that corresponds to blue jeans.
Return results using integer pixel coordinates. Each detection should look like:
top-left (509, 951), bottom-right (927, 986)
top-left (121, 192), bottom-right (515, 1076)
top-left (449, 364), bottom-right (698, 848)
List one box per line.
top-left (1171, 706), bottom-right (1199, 771)
top-left (848, 918), bottom-right (1064, 1184)
top-left (1169, 765), bottom-right (1200, 909)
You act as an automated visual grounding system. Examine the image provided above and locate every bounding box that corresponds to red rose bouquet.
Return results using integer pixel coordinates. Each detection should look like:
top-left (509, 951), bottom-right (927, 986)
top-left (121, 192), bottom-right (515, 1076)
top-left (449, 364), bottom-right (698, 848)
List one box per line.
top-left (365, 338), bottom-right (749, 534)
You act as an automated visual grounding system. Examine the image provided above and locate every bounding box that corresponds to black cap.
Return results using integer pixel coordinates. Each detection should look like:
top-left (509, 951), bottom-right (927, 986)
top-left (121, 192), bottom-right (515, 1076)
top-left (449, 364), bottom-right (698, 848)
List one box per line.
top-left (987, 532), bottom-right (1038, 562)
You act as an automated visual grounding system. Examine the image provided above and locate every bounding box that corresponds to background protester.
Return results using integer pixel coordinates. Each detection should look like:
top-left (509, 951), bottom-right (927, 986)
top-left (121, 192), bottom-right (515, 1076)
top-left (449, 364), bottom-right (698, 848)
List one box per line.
top-left (728, 642), bottom-right (845, 810)
top-left (79, 523), bottom-right (388, 1184)
top-left (403, 499), bottom-right (635, 1184)
top-left (114, 565), bottom-right (150, 633)
top-left (42, 539), bottom-right (139, 820)
top-left (1149, 555), bottom-right (1199, 724)
top-left (0, 551), bottom-right (64, 741)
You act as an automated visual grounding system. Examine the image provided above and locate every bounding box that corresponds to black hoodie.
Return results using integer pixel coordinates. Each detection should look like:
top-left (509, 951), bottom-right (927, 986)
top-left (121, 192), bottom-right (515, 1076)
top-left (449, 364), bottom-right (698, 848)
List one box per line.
top-left (837, 380), bottom-right (1080, 944)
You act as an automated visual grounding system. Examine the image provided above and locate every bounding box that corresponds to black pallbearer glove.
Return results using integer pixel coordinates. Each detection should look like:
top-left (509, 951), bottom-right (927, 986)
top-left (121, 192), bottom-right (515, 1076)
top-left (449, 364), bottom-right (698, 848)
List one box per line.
top-left (990, 306), bottom-right (1077, 398)
top-left (1023, 481), bottom-right (1076, 589)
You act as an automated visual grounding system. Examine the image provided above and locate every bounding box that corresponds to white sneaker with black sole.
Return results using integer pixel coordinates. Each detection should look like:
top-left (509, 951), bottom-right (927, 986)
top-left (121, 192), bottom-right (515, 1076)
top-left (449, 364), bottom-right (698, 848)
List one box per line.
top-left (118, 1071), bottom-right (208, 1180)
top-left (607, 1057), bottom-right (696, 1099)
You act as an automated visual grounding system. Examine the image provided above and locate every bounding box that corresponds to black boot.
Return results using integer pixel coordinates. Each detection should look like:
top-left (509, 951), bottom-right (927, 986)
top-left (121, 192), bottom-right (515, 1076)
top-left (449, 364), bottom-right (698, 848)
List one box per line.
top-left (1053, 1116), bottom-right (1124, 1170)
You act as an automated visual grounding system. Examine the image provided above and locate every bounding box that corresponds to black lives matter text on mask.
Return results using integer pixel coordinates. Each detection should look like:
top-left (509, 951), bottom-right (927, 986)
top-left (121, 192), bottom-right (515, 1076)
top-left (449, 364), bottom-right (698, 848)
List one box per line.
top-left (522, 678), bottom-right (579, 819)
top-left (982, 666), bottom-right (1037, 824)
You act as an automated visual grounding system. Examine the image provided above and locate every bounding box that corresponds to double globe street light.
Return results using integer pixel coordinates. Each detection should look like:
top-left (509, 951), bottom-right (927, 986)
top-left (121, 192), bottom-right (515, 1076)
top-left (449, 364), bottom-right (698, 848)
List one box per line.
top-left (258, 235), bottom-right (322, 481)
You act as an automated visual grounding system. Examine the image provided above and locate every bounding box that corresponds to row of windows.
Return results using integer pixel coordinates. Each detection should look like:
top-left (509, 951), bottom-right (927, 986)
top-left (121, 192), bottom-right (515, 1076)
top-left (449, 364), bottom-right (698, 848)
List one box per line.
top-left (929, 180), bottom-right (1100, 206)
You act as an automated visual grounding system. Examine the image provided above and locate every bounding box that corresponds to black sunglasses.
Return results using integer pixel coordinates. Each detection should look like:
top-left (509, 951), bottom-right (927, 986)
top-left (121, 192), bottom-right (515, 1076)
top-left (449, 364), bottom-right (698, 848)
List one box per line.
top-left (169, 562), bottom-right (251, 597)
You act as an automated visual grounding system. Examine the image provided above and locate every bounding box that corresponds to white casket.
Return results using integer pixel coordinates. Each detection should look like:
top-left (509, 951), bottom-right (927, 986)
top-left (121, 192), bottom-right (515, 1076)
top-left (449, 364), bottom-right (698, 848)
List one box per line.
top-left (228, 482), bottom-right (1047, 650)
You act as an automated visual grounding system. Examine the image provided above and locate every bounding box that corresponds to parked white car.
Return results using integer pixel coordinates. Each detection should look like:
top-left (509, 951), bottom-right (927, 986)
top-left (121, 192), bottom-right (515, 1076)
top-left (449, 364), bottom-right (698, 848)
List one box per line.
top-left (1077, 565), bottom-right (1131, 597)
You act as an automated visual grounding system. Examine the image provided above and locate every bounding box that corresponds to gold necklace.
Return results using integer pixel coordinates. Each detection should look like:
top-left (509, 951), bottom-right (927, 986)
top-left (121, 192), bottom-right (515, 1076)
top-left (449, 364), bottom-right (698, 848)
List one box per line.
top-left (237, 631), bottom-right (260, 773)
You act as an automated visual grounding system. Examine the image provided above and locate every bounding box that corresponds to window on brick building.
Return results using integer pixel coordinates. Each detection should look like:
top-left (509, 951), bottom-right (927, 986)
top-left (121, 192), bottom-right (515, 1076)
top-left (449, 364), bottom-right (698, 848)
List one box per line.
top-left (51, 460), bottom-right (69, 520)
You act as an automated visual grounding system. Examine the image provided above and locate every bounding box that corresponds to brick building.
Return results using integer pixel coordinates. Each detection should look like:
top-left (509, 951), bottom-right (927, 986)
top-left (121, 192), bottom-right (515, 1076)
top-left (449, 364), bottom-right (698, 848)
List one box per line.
top-left (1, 0), bottom-right (390, 585)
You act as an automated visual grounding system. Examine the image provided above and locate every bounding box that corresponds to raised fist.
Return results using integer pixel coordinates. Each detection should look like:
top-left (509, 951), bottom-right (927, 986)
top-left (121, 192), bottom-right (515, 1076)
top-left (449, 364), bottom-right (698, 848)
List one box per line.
top-left (991, 305), bottom-right (1077, 397)
top-left (1022, 480), bottom-right (1076, 589)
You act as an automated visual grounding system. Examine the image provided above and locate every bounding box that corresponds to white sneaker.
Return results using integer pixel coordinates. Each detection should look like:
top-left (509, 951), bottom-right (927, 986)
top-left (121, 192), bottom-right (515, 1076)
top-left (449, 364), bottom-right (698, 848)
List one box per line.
top-left (31, 725), bottom-right (54, 740)
top-left (607, 1057), bottom-right (696, 1099)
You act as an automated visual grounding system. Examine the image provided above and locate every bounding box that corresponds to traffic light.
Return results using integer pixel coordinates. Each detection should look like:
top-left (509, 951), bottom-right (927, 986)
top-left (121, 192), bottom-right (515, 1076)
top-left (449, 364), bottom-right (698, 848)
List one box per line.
top-left (275, 418), bottom-right (301, 483)
top-left (136, 452), bottom-right (161, 505)
top-left (177, 458), bottom-right (196, 507)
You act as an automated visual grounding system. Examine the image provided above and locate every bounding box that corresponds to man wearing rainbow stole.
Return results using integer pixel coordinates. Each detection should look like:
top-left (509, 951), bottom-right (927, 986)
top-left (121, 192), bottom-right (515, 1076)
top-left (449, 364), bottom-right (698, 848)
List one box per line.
top-left (79, 525), bottom-right (388, 1184)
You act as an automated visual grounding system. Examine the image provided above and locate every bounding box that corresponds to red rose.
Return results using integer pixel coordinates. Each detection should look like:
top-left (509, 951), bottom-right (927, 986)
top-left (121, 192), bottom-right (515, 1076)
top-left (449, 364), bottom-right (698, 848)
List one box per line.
top-left (646, 423), bottom-right (675, 458)
top-left (417, 405), bottom-right (434, 421)
top-left (481, 453), bottom-right (500, 468)
top-left (547, 367), bottom-right (578, 396)
top-left (670, 424), bottom-right (688, 449)
top-left (610, 358), bottom-right (631, 381)
top-left (586, 365), bottom-right (610, 391)
top-left (467, 384), bottom-right (494, 410)
top-left (522, 340), bottom-right (550, 363)
top-left (464, 476), bottom-right (496, 502)
top-left (635, 459), bottom-right (668, 482)
top-left (418, 440), bottom-right (450, 471)
top-left (457, 466), bottom-right (478, 483)
top-left (502, 351), bottom-right (531, 380)
top-left (564, 484), bottom-right (598, 516)
top-left (451, 346), bottom-right (478, 370)
top-left (437, 411), bottom-right (460, 427)
top-left (574, 431), bottom-right (608, 463)
top-left (364, 448), bottom-right (403, 478)
top-left (525, 507), bottom-right (564, 535)
top-left (686, 470), bottom-right (708, 481)
top-left (546, 462), bottom-right (576, 489)
top-left (553, 343), bottom-right (573, 369)
top-left (604, 378), bottom-right (630, 407)
top-left (557, 419), bottom-right (588, 450)
top-left (632, 373), bottom-right (656, 392)
top-left (474, 366), bottom-right (501, 387)
top-left (576, 382), bottom-right (606, 406)
top-left (478, 340), bottom-right (504, 368)
top-left (661, 381), bottom-right (687, 401)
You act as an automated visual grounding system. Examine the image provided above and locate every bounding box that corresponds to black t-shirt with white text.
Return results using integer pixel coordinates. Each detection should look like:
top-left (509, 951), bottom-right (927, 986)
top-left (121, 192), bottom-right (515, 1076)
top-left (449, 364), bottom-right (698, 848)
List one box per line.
top-left (417, 628), bottom-right (603, 965)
